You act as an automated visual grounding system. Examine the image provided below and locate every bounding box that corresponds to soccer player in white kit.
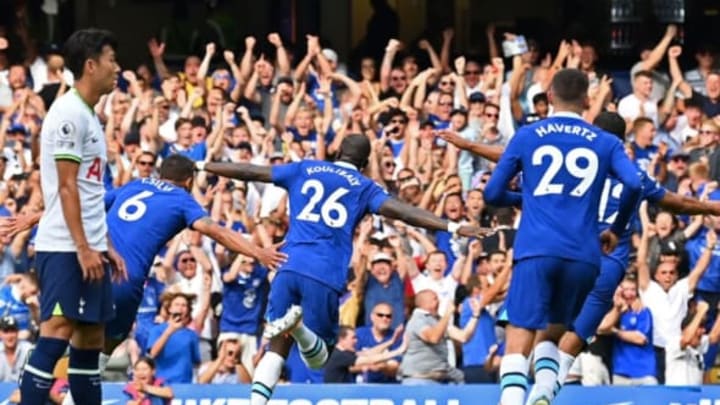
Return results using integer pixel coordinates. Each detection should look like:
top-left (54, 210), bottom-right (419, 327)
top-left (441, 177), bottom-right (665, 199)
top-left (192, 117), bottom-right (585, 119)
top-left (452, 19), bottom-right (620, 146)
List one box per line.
top-left (19, 29), bottom-right (126, 405)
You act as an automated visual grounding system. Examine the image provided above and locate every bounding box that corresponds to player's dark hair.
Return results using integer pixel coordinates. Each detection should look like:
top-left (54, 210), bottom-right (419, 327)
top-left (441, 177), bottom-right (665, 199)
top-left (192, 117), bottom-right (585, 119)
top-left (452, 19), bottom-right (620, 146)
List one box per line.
top-left (550, 69), bottom-right (588, 106)
top-left (594, 111), bottom-right (627, 142)
top-left (159, 154), bottom-right (195, 183)
top-left (63, 28), bottom-right (118, 79)
top-left (336, 134), bottom-right (371, 170)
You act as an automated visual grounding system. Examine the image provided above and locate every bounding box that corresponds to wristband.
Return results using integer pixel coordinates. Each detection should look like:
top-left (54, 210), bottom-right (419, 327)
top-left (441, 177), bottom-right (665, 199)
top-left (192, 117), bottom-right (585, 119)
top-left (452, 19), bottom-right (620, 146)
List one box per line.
top-left (471, 314), bottom-right (480, 319)
top-left (195, 161), bottom-right (206, 171)
top-left (447, 221), bottom-right (461, 234)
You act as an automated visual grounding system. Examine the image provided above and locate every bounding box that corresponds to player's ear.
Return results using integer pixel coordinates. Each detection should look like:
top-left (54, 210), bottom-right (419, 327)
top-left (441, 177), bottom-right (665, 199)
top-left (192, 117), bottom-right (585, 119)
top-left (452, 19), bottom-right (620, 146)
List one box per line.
top-left (184, 177), bottom-right (193, 191)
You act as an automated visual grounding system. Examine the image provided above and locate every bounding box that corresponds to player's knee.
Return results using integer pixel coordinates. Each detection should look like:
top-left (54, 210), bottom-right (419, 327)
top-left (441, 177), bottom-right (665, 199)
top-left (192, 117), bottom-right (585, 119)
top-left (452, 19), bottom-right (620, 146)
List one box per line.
top-left (71, 323), bottom-right (105, 349)
top-left (39, 316), bottom-right (74, 341)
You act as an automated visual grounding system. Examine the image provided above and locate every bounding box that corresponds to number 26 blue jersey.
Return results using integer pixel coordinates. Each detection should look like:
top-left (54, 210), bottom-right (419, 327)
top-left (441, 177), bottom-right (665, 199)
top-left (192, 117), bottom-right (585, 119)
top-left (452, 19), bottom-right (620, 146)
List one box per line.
top-left (271, 161), bottom-right (390, 292)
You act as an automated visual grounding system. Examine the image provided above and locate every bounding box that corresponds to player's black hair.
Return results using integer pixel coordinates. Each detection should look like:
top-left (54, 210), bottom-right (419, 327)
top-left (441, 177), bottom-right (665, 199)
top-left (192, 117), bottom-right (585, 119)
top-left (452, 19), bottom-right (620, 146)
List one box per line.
top-left (594, 111), bottom-right (627, 142)
top-left (63, 28), bottom-right (118, 79)
top-left (336, 134), bottom-right (371, 170)
top-left (160, 154), bottom-right (195, 183)
top-left (550, 69), bottom-right (589, 107)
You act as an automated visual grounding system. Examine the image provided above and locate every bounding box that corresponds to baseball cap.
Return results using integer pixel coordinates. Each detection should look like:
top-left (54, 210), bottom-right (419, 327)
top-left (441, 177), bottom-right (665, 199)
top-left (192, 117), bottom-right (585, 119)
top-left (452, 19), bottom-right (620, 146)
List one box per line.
top-left (670, 150), bottom-right (690, 160)
top-left (322, 49), bottom-right (338, 64)
top-left (6, 124), bottom-right (28, 136)
top-left (371, 252), bottom-right (393, 264)
top-left (0, 316), bottom-right (18, 331)
top-left (399, 176), bottom-right (421, 191)
top-left (469, 92), bottom-right (486, 103)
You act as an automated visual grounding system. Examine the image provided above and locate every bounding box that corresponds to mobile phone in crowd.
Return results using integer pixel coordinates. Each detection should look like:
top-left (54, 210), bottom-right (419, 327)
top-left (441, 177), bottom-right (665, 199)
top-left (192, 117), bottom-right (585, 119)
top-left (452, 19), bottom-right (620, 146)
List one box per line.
top-left (502, 35), bottom-right (529, 58)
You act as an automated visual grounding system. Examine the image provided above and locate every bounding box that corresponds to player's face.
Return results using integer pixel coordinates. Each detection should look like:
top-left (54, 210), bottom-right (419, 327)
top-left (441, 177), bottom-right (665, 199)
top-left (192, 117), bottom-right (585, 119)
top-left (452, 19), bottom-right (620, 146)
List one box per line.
top-left (92, 45), bottom-right (120, 95)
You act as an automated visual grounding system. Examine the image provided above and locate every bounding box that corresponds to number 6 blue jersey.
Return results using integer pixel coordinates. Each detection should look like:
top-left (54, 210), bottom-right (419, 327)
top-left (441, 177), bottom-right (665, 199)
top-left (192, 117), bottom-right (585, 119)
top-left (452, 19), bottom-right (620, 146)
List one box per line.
top-left (105, 178), bottom-right (208, 281)
top-left (484, 112), bottom-right (642, 267)
top-left (271, 161), bottom-right (390, 292)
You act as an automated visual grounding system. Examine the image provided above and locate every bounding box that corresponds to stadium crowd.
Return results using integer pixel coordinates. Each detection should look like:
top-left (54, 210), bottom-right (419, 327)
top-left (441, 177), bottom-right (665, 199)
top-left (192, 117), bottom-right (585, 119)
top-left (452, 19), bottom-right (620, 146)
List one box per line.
top-left (1, 7), bottom-right (720, 403)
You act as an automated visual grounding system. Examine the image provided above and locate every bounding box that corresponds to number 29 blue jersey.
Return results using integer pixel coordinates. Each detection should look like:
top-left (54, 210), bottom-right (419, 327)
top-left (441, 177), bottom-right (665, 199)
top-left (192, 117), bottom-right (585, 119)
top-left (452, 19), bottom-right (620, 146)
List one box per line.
top-left (598, 172), bottom-right (666, 266)
top-left (271, 161), bottom-right (390, 292)
top-left (105, 178), bottom-right (208, 281)
top-left (484, 113), bottom-right (642, 267)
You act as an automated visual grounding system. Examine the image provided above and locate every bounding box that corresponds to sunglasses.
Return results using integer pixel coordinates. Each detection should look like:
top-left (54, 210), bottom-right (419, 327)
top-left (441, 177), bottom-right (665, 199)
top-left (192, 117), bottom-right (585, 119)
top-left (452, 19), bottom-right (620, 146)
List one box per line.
top-left (440, 81), bottom-right (453, 86)
top-left (180, 257), bottom-right (196, 264)
top-left (137, 161), bottom-right (154, 166)
top-left (398, 176), bottom-right (413, 182)
top-left (391, 76), bottom-right (406, 81)
top-left (464, 70), bottom-right (481, 75)
top-left (374, 312), bottom-right (392, 319)
top-left (485, 112), bottom-right (499, 119)
top-left (699, 130), bottom-right (718, 135)
top-left (384, 161), bottom-right (396, 168)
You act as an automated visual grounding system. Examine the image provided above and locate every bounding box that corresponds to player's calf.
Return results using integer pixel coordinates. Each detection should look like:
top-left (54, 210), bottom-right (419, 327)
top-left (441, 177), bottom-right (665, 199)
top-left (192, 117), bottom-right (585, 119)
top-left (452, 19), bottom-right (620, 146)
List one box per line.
top-left (67, 323), bottom-right (104, 405)
top-left (20, 317), bottom-right (73, 405)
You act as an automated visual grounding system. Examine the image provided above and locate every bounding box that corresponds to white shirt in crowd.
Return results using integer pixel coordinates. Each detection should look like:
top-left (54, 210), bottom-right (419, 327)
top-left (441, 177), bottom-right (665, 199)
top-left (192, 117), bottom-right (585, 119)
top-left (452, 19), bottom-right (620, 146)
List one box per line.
top-left (617, 93), bottom-right (659, 127)
top-left (639, 277), bottom-right (690, 352)
top-left (665, 335), bottom-right (708, 386)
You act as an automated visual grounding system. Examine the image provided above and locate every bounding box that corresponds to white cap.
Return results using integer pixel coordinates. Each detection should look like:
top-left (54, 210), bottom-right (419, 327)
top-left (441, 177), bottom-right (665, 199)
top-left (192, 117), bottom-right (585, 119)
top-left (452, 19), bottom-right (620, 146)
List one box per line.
top-left (322, 48), bottom-right (338, 64)
top-left (371, 252), bottom-right (393, 264)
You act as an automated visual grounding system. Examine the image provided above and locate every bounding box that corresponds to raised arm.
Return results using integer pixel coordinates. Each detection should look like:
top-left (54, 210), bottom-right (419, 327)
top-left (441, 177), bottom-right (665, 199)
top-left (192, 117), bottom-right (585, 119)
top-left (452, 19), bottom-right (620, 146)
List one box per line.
top-left (667, 45), bottom-right (693, 98)
top-left (380, 39), bottom-right (402, 92)
top-left (268, 33), bottom-right (291, 76)
top-left (437, 129), bottom-right (504, 161)
top-left (638, 25), bottom-right (677, 72)
top-left (198, 43), bottom-right (216, 83)
top-left (687, 229), bottom-right (717, 293)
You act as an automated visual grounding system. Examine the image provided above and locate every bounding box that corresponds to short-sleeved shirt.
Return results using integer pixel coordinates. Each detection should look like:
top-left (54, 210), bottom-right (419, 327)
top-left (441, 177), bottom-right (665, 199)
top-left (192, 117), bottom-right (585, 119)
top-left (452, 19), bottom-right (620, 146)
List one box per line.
top-left (640, 278), bottom-right (690, 348)
top-left (613, 307), bottom-right (656, 378)
top-left (35, 88), bottom-right (108, 251)
top-left (105, 178), bottom-right (207, 281)
top-left (271, 160), bottom-right (390, 291)
top-left (145, 323), bottom-right (201, 383)
top-left (399, 308), bottom-right (450, 377)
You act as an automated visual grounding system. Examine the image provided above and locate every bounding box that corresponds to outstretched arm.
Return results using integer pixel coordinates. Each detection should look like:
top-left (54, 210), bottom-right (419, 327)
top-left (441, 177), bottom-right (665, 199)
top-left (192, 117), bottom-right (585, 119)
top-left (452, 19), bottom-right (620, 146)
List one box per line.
top-left (437, 129), bottom-right (504, 162)
top-left (658, 192), bottom-right (720, 216)
top-left (201, 162), bottom-right (273, 183)
top-left (377, 198), bottom-right (489, 238)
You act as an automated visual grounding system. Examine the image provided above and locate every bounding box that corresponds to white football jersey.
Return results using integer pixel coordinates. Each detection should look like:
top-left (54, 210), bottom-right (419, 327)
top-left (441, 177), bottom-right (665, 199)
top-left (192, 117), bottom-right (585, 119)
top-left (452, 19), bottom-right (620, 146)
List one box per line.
top-left (35, 89), bottom-right (108, 252)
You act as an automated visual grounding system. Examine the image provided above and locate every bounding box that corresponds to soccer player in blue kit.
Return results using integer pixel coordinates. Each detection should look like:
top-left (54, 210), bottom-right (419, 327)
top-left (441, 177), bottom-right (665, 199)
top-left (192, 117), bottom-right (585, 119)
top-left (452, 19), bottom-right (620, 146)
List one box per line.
top-left (199, 134), bottom-right (488, 405)
top-left (483, 69), bottom-right (643, 405)
top-left (440, 110), bottom-right (720, 405)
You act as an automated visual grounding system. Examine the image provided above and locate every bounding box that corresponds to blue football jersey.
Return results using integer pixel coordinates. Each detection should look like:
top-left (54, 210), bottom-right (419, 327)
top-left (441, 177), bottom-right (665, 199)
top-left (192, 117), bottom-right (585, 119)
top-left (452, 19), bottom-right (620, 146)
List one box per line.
top-left (105, 178), bottom-right (208, 280)
top-left (485, 113), bottom-right (642, 266)
top-left (598, 172), bottom-right (666, 265)
top-left (271, 160), bottom-right (390, 291)
top-left (220, 265), bottom-right (269, 334)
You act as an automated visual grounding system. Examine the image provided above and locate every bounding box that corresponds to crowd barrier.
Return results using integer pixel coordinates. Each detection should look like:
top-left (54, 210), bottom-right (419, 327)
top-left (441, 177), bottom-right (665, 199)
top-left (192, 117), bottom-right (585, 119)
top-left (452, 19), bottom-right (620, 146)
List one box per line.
top-left (1, 383), bottom-right (720, 405)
